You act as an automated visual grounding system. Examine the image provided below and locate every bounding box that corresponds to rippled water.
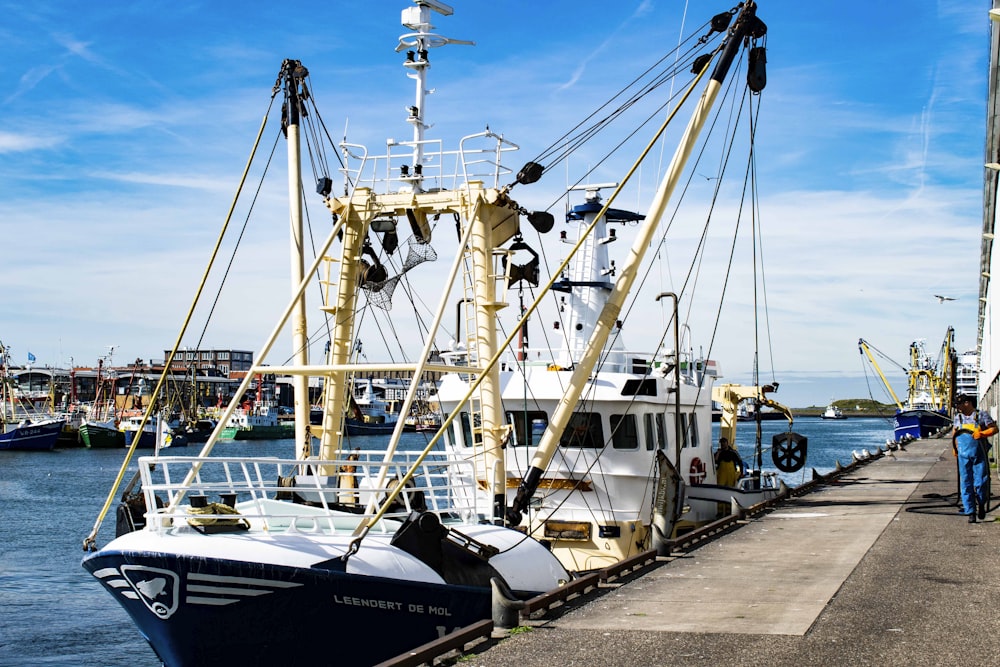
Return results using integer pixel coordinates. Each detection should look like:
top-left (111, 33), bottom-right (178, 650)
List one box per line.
top-left (0, 416), bottom-right (892, 666)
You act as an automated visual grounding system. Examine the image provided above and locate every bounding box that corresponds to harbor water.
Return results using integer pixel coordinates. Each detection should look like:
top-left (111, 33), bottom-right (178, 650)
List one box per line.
top-left (0, 416), bottom-right (896, 666)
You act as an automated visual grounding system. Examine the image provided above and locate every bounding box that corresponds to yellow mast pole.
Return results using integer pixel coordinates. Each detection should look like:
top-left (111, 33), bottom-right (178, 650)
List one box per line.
top-left (508, 3), bottom-right (764, 523)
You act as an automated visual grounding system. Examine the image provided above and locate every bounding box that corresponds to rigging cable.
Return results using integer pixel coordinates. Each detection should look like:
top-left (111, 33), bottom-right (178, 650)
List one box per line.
top-left (84, 92), bottom-right (281, 551)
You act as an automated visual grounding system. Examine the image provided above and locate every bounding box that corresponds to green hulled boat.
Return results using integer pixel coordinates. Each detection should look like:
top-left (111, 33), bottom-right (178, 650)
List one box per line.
top-left (219, 404), bottom-right (294, 440)
top-left (79, 420), bottom-right (125, 449)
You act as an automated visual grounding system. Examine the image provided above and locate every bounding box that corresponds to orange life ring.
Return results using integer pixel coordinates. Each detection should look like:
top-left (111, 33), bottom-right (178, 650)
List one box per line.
top-left (689, 456), bottom-right (707, 485)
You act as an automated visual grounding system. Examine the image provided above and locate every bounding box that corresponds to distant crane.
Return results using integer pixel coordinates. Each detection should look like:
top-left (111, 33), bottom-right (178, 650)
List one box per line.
top-left (934, 295), bottom-right (956, 303)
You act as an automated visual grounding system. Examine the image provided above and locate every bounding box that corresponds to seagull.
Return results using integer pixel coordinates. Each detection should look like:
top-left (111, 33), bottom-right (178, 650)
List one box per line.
top-left (934, 295), bottom-right (956, 303)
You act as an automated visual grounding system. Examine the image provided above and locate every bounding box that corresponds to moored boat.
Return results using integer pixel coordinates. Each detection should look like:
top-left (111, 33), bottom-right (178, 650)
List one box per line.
top-left (344, 378), bottom-right (400, 435)
top-left (859, 330), bottom-right (955, 442)
top-left (0, 417), bottom-right (63, 451)
top-left (0, 341), bottom-right (62, 451)
top-left (219, 403), bottom-right (294, 440)
top-left (82, 2), bottom-right (779, 663)
top-left (79, 419), bottom-right (125, 449)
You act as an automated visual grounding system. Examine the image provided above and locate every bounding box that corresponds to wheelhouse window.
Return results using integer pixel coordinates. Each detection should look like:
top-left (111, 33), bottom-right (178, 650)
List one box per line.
top-left (560, 412), bottom-right (604, 449)
top-left (610, 414), bottom-right (639, 450)
top-left (506, 410), bottom-right (548, 447)
top-left (440, 412), bottom-right (455, 448)
top-left (684, 412), bottom-right (699, 449)
top-left (644, 413), bottom-right (666, 451)
top-left (459, 411), bottom-right (481, 448)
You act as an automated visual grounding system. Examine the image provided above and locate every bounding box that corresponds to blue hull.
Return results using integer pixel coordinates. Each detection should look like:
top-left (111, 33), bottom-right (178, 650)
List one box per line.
top-left (345, 418), bottom-right (398, 435)
top-left (893, 409), bottom-right (952, 442)
top-left (123, 429), bottom-right (158, 449)
top-left (0, 420), bottom-right (62, 451)
top-left (83, 550), bottom-right (489, 666)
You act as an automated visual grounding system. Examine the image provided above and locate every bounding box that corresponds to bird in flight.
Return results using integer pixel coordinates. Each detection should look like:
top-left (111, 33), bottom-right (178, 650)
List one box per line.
top-left (934, 295), bottom-right (956, 303)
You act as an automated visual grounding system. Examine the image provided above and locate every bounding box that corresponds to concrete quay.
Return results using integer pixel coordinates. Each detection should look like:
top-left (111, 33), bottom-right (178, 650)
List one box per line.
top-left (465, 436), bottom-right (1000, 666)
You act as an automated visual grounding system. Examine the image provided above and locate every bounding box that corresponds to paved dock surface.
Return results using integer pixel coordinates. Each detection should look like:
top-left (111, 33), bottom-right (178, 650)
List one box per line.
top-left (467, 437), bottom-right (1000, 666)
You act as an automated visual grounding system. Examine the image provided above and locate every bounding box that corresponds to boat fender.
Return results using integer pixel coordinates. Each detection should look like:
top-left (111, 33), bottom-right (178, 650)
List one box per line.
top-left (689, 457), bottom-right (707, 485)
top-left (771, 431), bottom-right (808, 473)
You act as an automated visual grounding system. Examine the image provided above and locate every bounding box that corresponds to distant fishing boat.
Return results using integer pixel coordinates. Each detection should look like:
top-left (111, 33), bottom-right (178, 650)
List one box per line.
top-left (859, 329), bottom-right (954, 442)
top-left (79, 353), bottom-right (125, 448)
top-left (219, 402), bottom-right (294, 440)
top-left (0, 416), bottom-right (62, 451)
top-left (344, 378), bottom-right (399, 435)
top-left (79, 419), bottom-right (125, 449)
top-left (821, 405), bottom-right (847, 420)
top-left (0, 342), bottom-right (62, 451)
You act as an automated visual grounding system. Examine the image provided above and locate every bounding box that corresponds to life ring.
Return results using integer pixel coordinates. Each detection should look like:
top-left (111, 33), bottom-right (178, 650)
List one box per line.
top-left (689, 457), bottom-right (707, 485)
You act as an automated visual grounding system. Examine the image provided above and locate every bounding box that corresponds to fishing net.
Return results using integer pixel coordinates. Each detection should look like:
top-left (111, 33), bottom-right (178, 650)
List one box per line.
top-left (362, 236), bottom-right (438, 310)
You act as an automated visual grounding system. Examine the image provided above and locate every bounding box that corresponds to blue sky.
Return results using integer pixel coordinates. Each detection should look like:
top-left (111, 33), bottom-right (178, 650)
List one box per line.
top-left (0, 0), bottom-right (989, 407)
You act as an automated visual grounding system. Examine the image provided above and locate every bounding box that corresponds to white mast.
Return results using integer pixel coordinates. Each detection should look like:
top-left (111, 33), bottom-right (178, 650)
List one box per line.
top-left (396, 0), bottom-right (472, 193)
top-left (557, 184), bottom-right (638, 371)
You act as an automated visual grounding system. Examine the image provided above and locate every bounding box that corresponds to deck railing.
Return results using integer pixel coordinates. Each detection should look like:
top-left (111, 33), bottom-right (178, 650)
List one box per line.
top-left (135, 451), bottom-right (483, 534)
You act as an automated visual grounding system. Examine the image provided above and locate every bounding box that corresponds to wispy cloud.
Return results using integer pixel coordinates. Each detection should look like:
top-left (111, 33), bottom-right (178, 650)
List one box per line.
top-left (0, 130), bottom-right (61, 153)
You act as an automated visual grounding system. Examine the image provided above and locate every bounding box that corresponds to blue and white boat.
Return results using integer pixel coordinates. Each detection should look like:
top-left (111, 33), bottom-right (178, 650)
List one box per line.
top-left (859, 330), bottom-right (954, 442)
top-left (81, 1), bottom-right (772, 664)
top-left (0, 342), bottom-right (62, 451)
top-left (0, 417), bottom-right (63, 451)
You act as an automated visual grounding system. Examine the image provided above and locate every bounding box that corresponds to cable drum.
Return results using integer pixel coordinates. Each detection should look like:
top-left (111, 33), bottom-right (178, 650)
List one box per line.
top-left (771, 431), bottom-right (808, 473)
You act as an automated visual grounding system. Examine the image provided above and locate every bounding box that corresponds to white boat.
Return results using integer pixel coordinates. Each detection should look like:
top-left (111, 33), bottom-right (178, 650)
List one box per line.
top-left (821, 405), bottom-right (847, 420)
top-left (82, 2), bottom-right (785, 663)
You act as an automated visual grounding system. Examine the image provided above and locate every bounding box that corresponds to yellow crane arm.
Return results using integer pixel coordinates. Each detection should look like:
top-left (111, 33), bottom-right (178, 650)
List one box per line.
top-left (858, 338), bottom-right (903, 410)
top-left (711, 383), bottom-right (794, 448)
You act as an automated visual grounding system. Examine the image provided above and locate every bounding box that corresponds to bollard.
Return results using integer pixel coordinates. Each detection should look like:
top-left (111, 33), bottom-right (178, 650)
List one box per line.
top-left (491, 577), bottom-right (525, 630)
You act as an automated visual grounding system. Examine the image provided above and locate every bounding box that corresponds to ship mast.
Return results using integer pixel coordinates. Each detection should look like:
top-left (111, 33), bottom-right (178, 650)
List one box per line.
top-left (397, 0), bottom-right (473, 194)
top-left (281, 60), bottom-right (312, 458)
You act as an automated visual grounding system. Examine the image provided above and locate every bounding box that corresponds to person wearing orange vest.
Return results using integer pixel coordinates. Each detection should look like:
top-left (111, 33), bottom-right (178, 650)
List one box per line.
top-left (952, 393), bottom-right (997, 523)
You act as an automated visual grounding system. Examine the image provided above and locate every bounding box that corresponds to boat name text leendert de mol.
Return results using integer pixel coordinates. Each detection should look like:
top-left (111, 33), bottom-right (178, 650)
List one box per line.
top-left (332, 595), bottom-right (452, 615)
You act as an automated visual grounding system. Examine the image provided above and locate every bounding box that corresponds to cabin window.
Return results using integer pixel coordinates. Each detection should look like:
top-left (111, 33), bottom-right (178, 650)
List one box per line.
top-left (680, 413), bottom-right (690, 448)
top-left (506, 410), bottom-right (548, 447)
top-left (610, 414), bottom-right (639, 450)
top-left (458, 412), bottom-right (481, 448)
top-left (621, 378), bottom-right (657, 396)
top-left (560, 412), bottom-right (604, 449)
top-left (644, 413), bottom-right (666, 451)
top-left (440, 413), bottom-right (455, 448)
top-left (685, 412), bottom-right (699, 449)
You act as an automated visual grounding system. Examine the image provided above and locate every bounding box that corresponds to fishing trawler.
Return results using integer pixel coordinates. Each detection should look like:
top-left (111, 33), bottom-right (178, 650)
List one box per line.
top-left (859, 329), bottom-right (955, 442)
top-left (82, 2), bottom-right (786, 664)
top-left (0, 342), bottom-right (63, 451)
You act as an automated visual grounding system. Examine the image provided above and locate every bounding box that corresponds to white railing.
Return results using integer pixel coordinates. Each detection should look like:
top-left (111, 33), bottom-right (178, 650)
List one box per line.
top-left (135, 450), bottom-right (483, 535)
top-left (339, 131), bottom-right (519, 194)
top-left (443, 346), bottom-right (708, 383)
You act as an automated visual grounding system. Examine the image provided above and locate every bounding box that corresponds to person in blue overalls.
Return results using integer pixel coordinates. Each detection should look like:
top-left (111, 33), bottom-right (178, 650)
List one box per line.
top-left (951, 393), bottom-right (997, 523)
